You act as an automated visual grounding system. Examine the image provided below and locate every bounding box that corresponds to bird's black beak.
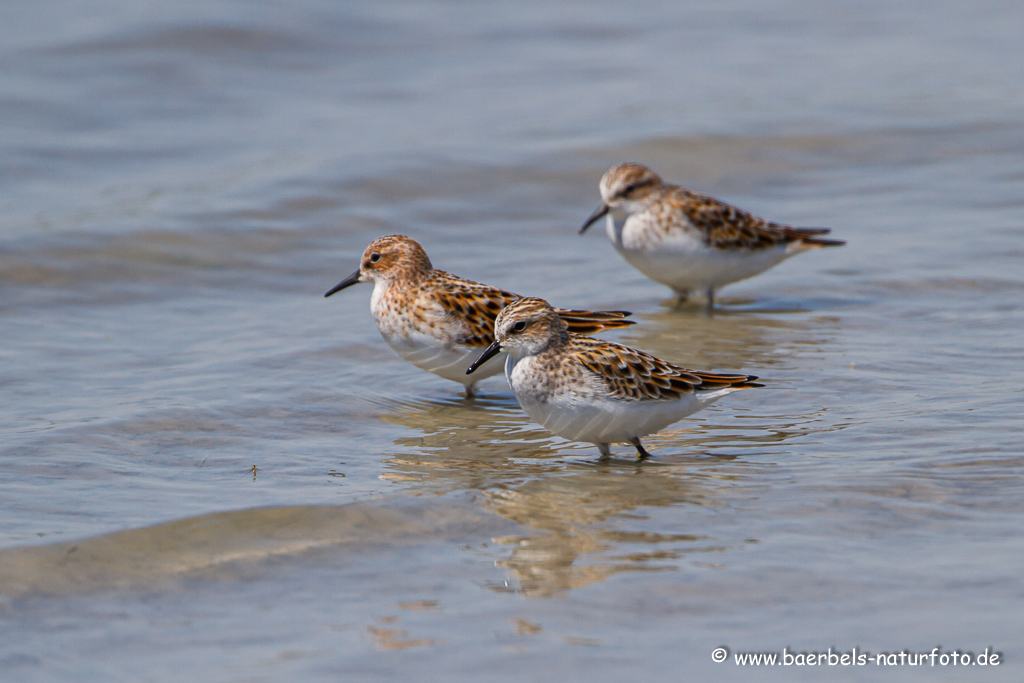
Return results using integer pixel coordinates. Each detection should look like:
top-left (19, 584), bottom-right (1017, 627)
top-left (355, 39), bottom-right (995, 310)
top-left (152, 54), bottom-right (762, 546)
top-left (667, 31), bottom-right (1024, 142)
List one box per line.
top-left (579, 204), bottom-right (609, 234)
top-left (466, 340), bottom-right (502, 375)
top-left (324, 270), bottom-right (362, 298)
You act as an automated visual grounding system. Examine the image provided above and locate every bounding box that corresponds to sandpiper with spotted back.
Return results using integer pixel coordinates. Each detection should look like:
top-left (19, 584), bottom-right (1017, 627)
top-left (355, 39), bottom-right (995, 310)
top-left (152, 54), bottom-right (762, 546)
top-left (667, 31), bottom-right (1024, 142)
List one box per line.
top-left (580, 162), bottom-right (844, 308)
top-left (467, 297), bottom-right (762, 460)
top-left (325, 235), bottom-right (635, 397)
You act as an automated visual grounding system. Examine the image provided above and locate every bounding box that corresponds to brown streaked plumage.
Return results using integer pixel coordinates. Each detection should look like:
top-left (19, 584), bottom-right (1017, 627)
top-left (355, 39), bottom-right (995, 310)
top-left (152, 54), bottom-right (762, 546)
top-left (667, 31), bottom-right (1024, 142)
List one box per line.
top-left (468, 297), bottom-right (762, 459)
top-left (673, 191), bottom-right (841, 251)
top-left (325, 235), bottom-right (634, 397)
top-left (571, 335), bottom-right (759, 401)
top-left (429, 271), bottom-right (633, 348)
top-left (580, 162), bottom-right (844, 307)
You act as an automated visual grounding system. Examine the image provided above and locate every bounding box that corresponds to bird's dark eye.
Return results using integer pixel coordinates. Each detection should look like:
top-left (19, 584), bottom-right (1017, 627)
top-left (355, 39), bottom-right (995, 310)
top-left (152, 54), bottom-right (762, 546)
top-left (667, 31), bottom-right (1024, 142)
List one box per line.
top-left (369, 253), bottom-right (381, 264)
top-left (513, 321), bottom-right (526, 332)
top-left (620, 177), bottom-right (654, 198)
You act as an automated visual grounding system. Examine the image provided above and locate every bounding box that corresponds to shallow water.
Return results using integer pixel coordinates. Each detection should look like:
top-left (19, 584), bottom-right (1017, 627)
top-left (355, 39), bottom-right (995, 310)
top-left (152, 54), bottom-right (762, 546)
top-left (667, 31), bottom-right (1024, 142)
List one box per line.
top-left (2, 0), bottom-right (1024, 680)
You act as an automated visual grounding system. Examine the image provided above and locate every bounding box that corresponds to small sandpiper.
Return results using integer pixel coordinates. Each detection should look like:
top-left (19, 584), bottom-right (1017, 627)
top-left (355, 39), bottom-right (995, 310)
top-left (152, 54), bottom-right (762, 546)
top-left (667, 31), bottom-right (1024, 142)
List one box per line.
top-left (467, 297), bottom-right (761, 459)
top-left (580, 162), bottom-right (844, 308)
top-left (325, 235), bottom-right (634, 397)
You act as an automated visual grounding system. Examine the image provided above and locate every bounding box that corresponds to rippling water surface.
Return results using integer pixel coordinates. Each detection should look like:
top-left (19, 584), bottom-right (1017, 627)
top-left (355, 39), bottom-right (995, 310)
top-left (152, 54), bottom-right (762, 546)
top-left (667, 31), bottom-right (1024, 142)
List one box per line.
top-left (2, 0), bottom-right (1023, 680)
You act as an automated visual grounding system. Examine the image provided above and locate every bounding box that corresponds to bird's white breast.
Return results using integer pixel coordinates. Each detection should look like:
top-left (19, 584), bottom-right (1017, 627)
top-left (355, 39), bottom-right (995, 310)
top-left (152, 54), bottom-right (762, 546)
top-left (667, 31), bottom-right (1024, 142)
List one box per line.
top-left (370, 282), bottom-right (505, 384)
top-left (606, 213), bottom-right (795, 294)
top-left (381, 333), bottom-right (505, 383)
top-left (507, 353), bottom-right (738, 444)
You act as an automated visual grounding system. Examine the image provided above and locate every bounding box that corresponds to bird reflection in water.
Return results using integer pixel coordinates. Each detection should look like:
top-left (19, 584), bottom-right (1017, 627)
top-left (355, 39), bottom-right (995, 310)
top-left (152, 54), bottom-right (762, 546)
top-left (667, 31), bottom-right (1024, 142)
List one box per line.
top-left (374, 396), bottom-right (778, 596)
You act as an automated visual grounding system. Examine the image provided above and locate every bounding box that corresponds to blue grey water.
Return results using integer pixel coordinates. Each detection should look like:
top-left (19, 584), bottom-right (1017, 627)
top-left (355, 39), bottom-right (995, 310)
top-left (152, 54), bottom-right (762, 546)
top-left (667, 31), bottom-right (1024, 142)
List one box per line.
top-left (1, 0), bottom-right (1022, 680)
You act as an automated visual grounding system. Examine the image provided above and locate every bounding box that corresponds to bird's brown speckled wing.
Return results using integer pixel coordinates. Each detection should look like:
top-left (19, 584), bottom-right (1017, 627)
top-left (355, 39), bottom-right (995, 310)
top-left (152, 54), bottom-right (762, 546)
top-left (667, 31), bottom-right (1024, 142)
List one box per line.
top-left (429, 272), bottom-right (517, 348)
top-left (553, 308), bottom-right (635, 335)
top-left (668, 188), bottom-right (844, 251)
top-left (570, 335), bottom-right (761, 401)
top-left (430, 272), bottom-right (635, 347)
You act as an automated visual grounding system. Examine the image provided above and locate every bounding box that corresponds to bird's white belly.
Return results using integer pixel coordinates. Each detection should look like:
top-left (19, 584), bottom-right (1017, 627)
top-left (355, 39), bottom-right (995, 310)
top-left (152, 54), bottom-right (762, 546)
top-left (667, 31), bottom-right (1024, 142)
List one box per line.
top-left (381, 331), bottom-right (505, 384)
top-left (608, 215), bottom-right (794, 293)
top-left (508, 355), bottom-right (736, 444)
top-left (521, 393), bottom-right (710, 444)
